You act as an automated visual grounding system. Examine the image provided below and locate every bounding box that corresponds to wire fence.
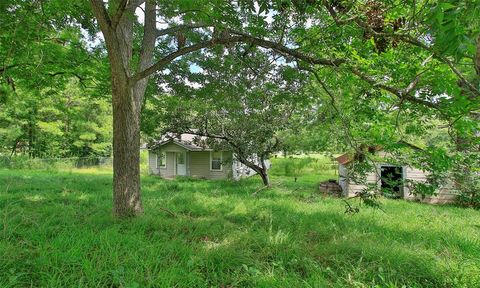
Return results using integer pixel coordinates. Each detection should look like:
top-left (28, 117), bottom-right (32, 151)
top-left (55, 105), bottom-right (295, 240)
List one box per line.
top-left (0, 156), bottom-right (113, 170)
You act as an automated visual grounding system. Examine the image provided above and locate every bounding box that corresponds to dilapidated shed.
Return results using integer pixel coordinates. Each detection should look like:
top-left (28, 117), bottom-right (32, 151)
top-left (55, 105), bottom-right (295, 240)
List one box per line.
top-left (336, 144), bottom-right (456, 204)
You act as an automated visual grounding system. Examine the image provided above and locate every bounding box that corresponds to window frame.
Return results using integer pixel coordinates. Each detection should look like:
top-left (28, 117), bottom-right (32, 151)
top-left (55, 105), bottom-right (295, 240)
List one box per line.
top-left (156, 151), bottom-right (167, 168)
top-left (210, 151), bottom-right (223, 171)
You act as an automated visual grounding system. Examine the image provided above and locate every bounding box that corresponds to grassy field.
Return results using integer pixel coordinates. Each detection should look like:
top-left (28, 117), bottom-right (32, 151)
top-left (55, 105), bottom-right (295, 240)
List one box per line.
top-left (1, 161), bottom-right (479, 287)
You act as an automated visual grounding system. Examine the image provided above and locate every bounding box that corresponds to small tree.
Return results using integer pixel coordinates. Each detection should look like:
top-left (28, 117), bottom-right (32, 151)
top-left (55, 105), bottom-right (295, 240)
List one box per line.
top-left (144, 49), bottom-right (311, 186)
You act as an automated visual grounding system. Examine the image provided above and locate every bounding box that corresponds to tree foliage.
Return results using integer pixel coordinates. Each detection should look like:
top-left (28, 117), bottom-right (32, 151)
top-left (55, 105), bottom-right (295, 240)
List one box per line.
top-left (143, 48), bottom-right (312, 185)
top-left (0, 0), bottom-right (110, 158)
top-left (1, 0), bottom-right (479, 212)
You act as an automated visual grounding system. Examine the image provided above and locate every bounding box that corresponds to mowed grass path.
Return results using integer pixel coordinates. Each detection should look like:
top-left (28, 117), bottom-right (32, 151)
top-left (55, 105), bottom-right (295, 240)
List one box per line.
top-left (1, 169), bottom-right (479, 287)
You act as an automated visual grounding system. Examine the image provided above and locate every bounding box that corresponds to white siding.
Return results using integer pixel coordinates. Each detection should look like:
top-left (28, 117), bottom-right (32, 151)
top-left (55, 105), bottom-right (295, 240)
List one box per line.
top-left (404, 167), bottom-right (456, 203)
top-left (338, 164), bottom-right (349, 196)
top-left (148, 150), bottom-right (175, 178)
top-left (340, 163), bottom-right (456, 204)
top-left (231, 159), bottom-right (271, 180)
top-left (189, 151), bottom-right (232, 179)
top-left (345, 172), bottom-right (378, 197)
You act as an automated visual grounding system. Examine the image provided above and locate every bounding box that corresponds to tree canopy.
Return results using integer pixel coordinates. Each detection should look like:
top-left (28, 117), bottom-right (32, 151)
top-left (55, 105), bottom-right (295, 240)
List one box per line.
top-left (1, 0), bottom-right (479, 215)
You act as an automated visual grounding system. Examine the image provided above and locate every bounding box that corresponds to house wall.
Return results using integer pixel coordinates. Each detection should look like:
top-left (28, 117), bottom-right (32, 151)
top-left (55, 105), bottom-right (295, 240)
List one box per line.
top-left (148, 151), bottom-right (158, 174)
top-left (149, 151), bottom-right (175, 177)
top-left (189, 151), bottom-right (232, 179)
top-left (149, 145), bottom-right (258, 180)
top-left (149, 142), bottom-right (190, 178)
top-left (339, 163), bottom-right (379, 197)
top-left (159, 142), bottom-right (188, 152)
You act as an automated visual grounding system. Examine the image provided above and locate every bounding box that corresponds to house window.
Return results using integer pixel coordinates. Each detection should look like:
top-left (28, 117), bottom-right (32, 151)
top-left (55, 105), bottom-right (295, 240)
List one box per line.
top-left (210, 151), bottom-right (223, 171)
top-left (157, 151), bottom-right (166, 168)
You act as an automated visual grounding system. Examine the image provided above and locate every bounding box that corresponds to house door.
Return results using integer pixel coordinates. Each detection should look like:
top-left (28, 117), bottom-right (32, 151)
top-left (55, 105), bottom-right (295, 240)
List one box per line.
top-left (176, 152), bottom-right (187, 176)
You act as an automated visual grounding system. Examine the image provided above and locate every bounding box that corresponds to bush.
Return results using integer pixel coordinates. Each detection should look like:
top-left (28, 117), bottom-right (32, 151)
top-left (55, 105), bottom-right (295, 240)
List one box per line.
top-left (454, 170), bottom-right (480, 208)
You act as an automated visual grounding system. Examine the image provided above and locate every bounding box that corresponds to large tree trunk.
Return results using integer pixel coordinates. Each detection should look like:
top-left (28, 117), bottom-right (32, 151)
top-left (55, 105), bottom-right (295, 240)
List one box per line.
top-left (90, 0), bottom-right (155, 217)
top-left (111, 81), bottom-right (143, 216)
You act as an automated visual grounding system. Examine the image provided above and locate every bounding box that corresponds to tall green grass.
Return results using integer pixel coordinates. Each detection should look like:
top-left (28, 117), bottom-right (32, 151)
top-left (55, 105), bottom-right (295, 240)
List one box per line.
top-left (270, 155), bottom-right (337, 182)
top-left (0, 169), bottom-right (479, 287)
top-left (0, 150), bottom-right (149, 174)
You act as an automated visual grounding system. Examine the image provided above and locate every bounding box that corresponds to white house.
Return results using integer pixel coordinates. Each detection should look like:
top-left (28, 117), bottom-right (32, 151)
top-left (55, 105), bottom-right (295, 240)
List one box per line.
top-left (148, 133), bottom-right (262, 180)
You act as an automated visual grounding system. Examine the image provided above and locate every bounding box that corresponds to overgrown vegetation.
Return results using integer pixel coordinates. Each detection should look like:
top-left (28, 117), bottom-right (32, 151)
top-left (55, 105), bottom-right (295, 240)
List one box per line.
top-left (269, 155), bottom-right (337, 182)
top-left (1, 166), bottom-right (479, 287)
top-left (2, 0), bottom-right (479, 215)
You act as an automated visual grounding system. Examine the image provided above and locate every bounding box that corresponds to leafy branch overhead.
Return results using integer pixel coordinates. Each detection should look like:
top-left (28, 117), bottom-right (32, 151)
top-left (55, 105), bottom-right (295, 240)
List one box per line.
top-left (94, 0), bottom-right (479, 113)
top-left (1, 0), bottom-right (479, 216)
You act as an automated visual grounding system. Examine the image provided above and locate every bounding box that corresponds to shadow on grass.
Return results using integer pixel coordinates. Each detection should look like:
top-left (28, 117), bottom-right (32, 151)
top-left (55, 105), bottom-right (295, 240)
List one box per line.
top-left (1, 170), bottom-right (479, 287)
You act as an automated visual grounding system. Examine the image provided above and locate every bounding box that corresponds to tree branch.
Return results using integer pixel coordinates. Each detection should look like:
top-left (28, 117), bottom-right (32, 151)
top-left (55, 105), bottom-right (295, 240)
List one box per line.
top-left (180, 128), bottom-right (262, 171)
top-left (130, 32), bottom-right (345, 84)
top-left (0, 64), bottom-right (20, 74)
top-left (156, 23), bottom-right (207, 38)
top-left (133, 0), bottom-right (157, 105)
top-left (130, 37), bottom-right (229, 83)
top-left (399, 34), bottom-right (480, 97)
top-left (324, 4), bottom-right (359, 25)
top-left (475, 34), bottom-right (480, 77)
top-left (111, 0), bottom-right (129, 29)
top-left (349, 67), bottom-right (439, 109)
top-left (323, 6), bottom-right (480, 98)
top-left (228, 30), bottom-right (345, 66)
top-left (89, 0), bottom-right (112, 33)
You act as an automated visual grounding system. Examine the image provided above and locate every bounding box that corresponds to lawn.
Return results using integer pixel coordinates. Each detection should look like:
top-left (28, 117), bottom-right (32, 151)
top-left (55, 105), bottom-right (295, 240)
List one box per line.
top-left (0, 165), bottom-right (479, 287)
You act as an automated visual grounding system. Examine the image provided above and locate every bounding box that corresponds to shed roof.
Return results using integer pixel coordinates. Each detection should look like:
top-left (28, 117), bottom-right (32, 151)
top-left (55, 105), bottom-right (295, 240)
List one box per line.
top-left (336, 153), bottom-right (353, 165)
top-left (336, 141), bottom-right (422, 165)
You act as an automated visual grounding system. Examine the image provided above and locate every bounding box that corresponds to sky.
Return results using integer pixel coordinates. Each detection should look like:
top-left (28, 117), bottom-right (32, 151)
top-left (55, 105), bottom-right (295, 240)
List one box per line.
top-left (82, 2), bottom-right (299, 81)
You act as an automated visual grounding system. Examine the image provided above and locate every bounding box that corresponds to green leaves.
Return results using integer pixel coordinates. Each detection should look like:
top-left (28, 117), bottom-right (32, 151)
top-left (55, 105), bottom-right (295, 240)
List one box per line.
top-left (426, 0), bottom-right (480, 59)
top-left (38, 121), bottom-right (64, 137)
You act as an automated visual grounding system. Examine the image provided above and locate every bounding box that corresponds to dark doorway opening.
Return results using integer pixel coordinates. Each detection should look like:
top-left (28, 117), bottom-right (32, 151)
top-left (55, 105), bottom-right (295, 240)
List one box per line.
top-left (380, 166), bottom-right (403, 199)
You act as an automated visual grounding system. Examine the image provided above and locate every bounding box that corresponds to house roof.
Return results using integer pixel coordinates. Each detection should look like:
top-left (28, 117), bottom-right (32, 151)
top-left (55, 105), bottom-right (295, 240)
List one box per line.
top-left (336, 141), bottom-right (422, 165)
top-left (148, 133), bottom-right (214, 151)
